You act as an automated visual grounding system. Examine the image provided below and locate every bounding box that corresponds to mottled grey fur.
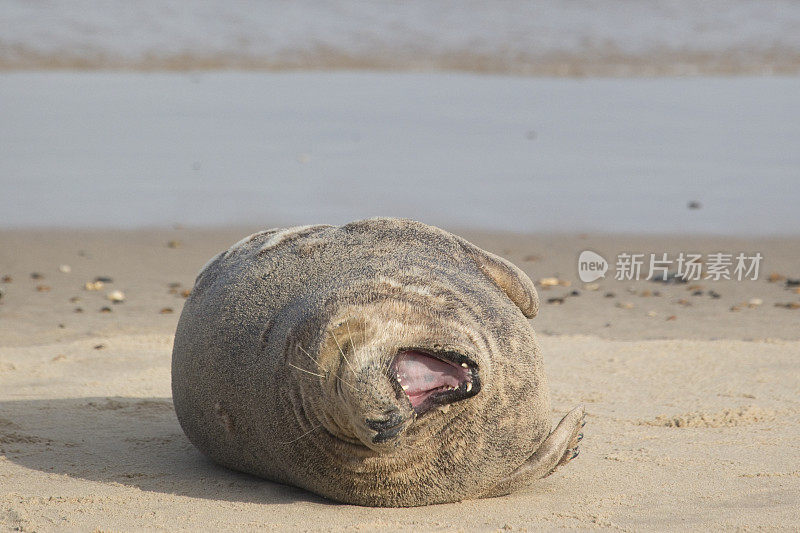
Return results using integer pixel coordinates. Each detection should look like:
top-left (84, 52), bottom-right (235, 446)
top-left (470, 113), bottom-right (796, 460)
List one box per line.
top-left (172, 218), bottom-right (583, 507)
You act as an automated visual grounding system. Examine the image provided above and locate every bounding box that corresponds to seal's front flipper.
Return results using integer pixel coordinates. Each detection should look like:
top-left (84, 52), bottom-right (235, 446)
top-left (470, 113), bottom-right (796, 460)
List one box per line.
top-left (481, 405), bottom-right (585, 498)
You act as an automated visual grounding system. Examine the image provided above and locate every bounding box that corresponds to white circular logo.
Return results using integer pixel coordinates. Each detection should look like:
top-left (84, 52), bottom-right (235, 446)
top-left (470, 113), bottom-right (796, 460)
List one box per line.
top-left (578, 250), bottom-right (608, 283)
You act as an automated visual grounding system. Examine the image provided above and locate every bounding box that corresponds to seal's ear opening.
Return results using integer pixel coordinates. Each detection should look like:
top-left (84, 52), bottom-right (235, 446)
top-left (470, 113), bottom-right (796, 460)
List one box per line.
top-left (458, 239), bottom-right (539, 318)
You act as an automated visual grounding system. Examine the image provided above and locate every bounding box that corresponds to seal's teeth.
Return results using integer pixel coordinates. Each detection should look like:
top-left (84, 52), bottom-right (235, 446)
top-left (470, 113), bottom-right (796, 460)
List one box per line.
top-left (461, 363), bottom-right (468, 368)
top-left (401, 384), bottom-right (409, 391)
top-left (466, 382), bottom-right (472, 392)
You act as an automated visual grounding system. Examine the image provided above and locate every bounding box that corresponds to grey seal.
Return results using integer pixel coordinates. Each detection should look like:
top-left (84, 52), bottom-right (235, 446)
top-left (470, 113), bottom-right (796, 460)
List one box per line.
top-left (172, 218), bottom-right (584, 507)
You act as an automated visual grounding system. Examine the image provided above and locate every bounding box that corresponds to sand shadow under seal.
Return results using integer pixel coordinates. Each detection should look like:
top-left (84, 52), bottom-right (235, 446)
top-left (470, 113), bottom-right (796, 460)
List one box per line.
top-left (0, 396), bottom-right (329, 506)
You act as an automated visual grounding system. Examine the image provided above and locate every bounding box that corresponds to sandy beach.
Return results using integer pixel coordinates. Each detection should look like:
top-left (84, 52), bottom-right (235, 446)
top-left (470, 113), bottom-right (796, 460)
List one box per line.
top-left (1, 226), bottom-right (798, 531)
top-left (2, 1), bottom-right (799, 529)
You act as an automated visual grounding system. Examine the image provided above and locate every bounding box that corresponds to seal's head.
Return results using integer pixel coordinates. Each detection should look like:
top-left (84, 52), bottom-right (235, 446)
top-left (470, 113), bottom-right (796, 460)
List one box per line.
top-left (172, 218), bottom-right (583, 507)
top-left (314, 307), bottom-right (486, 453)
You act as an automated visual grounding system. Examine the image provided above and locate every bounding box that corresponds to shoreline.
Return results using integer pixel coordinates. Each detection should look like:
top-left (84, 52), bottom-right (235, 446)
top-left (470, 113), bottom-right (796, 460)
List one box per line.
top-left (3, 72), bottom-right (799, 235)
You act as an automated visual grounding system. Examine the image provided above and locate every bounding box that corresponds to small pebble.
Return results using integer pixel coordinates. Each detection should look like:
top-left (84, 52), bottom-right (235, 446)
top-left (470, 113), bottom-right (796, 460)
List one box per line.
top-left (168, 282), bottom-right (182, 288)
top-left (709, 291), bottom-right (721, 299)
top-left (523, 254), bottom-right (541, 262)
top-left (570, 290), bottom-right (580, 297)
top-left (58, 323), bottom-right (65, 329)
top-left (547, 297), bottom-right (565, 305)
top-left (794, 287), bottom-right (800, 295)
top-left (160, 307), bottom-right (174, 314)
top-left (94, 276), bottom-right (114, 283)
top-left (640, 290), bottom-right (653, 297)
top-left (687, 201), bottom-right (702, 209)
top-left (30, 272), bottom-right (44, 280)
top-left (646, 310), bottom-right (657, 317)
top-left (107, 290), bottom-right (126, 303)
top-left (58, 264), bottom-right (71, 273)
top-left (51, 354), bottom-right (67, 362)
top-left (604, 292), bottom-right (615, 298)
top-left (100, 306), bottom-right (112, 313)
top-left (687, 284), bottom-right (704, 291)
top-left (85, 281), bottom-right (104, 291)
top-left (616, 302), bottom-right (634, 309)
top-left (538, 277), bottom-right (562, 287)
top-left (748, 298), bottom-right (763, 308)
top-left (74, 307), bottom-right (83, 313)
top-left (93, 344), bottom-right (105, 350)
top-left (653, 272), bottom-right (689, 284)
top-left (1, 275), bottom-right (12, 283)
top-left (730, 305), bottom-right (742, 312)
top-left (36, 284), bottom-right (51, 292)
top-left (69, 296), bottom-right (81, 303)
top-left (677, 299), bottom-right (691, 307)
top-left (786, 279), bottom-right (800, 287)
top-left (180, 289), bottom-right (192, 298)
top-left (666, 315), bottom-right (677, 321)
top-left (774, 302), bottom-right (800, 309)
top-left (167, 240), bottom-right (182, 249)
top-left (767, 273), bottom-right (785, 283)
top-left (691, 290), bottom-right (703, 296)
top-left (583, 283), bottom-right (600, 291)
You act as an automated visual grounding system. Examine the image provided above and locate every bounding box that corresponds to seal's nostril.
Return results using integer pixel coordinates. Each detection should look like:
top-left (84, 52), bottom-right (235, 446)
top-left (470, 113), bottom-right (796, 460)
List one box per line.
top-left (365, 411), bottom-right (405, 432)
top-left (371, 422), bottom-right (406, 444)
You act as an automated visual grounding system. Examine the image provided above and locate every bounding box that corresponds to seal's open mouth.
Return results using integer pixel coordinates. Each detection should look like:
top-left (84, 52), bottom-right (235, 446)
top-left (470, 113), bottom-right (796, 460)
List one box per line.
top-left (393, 350), bottom-right (480, 414)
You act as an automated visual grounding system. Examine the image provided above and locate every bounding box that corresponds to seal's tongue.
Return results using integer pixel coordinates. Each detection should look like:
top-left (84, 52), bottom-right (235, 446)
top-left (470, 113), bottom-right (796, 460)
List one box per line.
top-left (395, 350), bottom-right (465, 408)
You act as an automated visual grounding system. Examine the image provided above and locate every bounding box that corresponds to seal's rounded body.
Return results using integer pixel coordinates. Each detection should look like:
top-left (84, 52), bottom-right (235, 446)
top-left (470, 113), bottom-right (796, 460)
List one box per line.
top-left (172, 218), bottom-right (583, 507)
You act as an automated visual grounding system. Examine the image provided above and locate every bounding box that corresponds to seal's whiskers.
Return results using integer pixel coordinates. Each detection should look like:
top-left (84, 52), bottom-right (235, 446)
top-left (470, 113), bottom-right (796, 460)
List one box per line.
top-left (293, 349), bottom-right (357, 391)
top-left (279, 422), bottom-right (323, 445)
top-left (288, 363), bottom-right (324, 378)
top-left (297, 344), bottom-right (322, 370)
top-left (331, 330), bottom-right (357, 376)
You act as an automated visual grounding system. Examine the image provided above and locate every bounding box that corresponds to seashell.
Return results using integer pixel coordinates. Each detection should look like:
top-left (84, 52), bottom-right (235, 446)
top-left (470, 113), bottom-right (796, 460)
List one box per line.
top-left (84, 281), bottom-right (104, 291)
top-left (107, 290), bottom-right (126, 303)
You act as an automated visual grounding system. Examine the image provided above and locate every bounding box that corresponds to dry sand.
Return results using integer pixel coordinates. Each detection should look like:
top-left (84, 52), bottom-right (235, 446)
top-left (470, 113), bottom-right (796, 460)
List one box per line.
top-left (1, 226), bottom-right (799, 531)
